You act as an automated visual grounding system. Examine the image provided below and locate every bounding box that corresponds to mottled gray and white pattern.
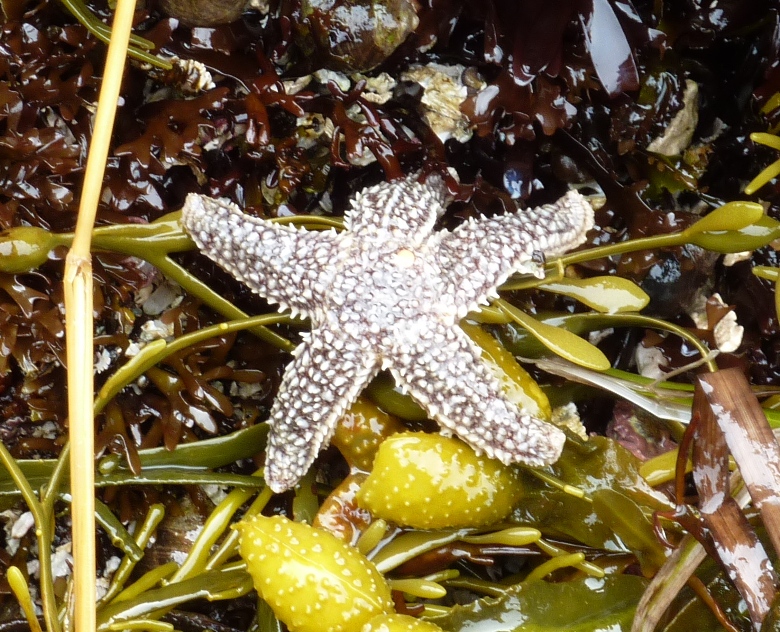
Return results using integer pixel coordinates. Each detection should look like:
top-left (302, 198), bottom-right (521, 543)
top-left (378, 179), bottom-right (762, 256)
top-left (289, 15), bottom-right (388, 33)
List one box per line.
top-left (181, 174), bottom-right (594, 492)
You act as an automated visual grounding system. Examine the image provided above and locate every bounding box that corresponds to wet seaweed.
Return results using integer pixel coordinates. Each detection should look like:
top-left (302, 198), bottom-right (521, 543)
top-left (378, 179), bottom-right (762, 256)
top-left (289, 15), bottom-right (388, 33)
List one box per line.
top-left (4, 0), bottom-right (780, 630)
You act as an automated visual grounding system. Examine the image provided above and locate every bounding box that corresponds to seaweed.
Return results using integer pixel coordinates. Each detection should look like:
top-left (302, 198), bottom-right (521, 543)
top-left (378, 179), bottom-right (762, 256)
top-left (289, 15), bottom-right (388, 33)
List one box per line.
top-left (4, 0), bottom-right (780, 630)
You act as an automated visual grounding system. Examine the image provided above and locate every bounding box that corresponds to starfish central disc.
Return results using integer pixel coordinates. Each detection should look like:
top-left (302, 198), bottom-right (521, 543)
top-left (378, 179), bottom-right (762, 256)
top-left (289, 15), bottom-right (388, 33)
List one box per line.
top-left (181, 174), bottom-right (594, 492)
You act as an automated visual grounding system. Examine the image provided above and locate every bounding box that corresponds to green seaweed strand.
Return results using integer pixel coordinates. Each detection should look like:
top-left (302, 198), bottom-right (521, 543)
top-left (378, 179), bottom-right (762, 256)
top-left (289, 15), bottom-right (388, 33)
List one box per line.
top-left (95, 313), bottom-right (296, 416)
top-left (59, 495), bottom-right (144, 561)
top-left (96, 569), bottom-right (254, 630)
top-left (556, 200), bottom-right (770, 267)
top-left (0, 441), bottom-right (60, 632)
top-left (500, 311), bottom-right (717, 373)
top-left (57, 0), bottom-right (172, 69)
top-left (594, 313), bottom-right (717, 373)
top-left (99, 504), bottom-right (166, 605)
top-left (170, 485), bottom-right (272, 582)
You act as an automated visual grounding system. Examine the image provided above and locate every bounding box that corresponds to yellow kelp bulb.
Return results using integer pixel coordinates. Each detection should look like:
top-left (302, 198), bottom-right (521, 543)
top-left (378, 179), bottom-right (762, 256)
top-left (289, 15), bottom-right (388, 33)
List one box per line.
top-left (332, 399), bottom-right (406, 471)
top-left (235, 515), bottom-right (393, 632)
top-left (356, 432), bottom-right (523, 529)
top-left (361, 613), bottom-right (446, 632)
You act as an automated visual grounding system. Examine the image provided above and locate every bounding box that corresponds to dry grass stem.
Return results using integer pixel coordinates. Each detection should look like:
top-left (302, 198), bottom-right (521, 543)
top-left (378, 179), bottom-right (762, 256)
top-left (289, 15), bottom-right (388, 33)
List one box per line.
top-left (65, 0), bottom-right (138, 629)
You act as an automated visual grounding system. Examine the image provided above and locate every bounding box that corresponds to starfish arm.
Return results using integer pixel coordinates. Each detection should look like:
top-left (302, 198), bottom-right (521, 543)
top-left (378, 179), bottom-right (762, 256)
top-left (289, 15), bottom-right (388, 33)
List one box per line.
top-left (264, 328), bottom-right (381, 492)
top-left (345, 174), bottom-right (447, 246)
top-left (389, 323), bottom-right (566, 467)
top-left (180, 193), bottom-right (340, 317)
top-left (435, 190), bottom-right (595, 315)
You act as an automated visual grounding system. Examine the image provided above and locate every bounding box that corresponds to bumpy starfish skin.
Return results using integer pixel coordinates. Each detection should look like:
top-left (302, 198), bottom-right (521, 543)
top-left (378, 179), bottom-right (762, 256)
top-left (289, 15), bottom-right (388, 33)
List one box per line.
top-left (181, 175), bottom-right (594, 492)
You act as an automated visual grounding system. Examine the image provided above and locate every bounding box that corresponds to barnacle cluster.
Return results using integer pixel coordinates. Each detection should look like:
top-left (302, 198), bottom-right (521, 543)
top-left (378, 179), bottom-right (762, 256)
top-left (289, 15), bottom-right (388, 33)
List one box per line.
top-left (4, 0), bottom-right (780, 630)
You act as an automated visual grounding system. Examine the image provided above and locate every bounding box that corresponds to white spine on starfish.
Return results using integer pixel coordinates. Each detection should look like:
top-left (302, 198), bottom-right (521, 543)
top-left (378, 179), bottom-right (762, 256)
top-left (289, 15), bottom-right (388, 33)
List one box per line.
top-left (435, 190), bottom-right (595, 318)
top-left (345, 175), bottom-right (447, 243)
top-left (180, 175), bottom-right (595, 492)
top-left (265, 327), bottom-right (382, 493)
top-left (387, 320), bottom-right (566, 466)
top-left (181, 193), bottom-right (341, 317)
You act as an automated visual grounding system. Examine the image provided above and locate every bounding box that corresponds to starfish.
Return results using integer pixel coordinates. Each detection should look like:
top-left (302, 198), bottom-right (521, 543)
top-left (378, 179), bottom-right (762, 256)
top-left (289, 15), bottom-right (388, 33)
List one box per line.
top-left (180, 174), bottom-right (594, 493)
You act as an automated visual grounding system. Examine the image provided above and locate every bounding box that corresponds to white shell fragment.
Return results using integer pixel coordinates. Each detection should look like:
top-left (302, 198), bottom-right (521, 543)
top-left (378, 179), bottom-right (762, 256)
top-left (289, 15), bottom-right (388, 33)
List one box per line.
top-left (647, 80), bottom-right (699, 157)
top-left (401, 63), bottom-right (484, 143)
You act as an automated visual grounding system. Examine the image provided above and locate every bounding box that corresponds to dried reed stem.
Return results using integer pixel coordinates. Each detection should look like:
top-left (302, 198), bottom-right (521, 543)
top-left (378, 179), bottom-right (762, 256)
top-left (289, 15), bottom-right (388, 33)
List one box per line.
top-left (65, 0), bottom-right (137, 629)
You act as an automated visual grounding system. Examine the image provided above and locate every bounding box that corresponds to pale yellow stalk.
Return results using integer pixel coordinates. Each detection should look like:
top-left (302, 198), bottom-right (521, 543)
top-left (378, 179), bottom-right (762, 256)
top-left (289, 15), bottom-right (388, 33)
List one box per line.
top-left (65, 0), bottom-right (136, 629)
